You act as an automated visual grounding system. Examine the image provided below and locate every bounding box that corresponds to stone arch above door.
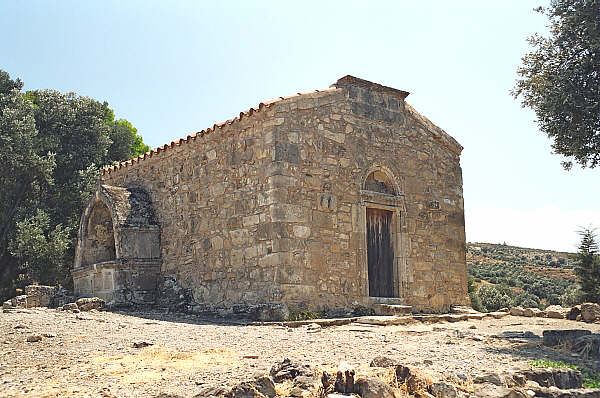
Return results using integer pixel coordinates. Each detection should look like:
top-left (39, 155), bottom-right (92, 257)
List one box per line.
top-left (361, 164), bottom-right (402, 196)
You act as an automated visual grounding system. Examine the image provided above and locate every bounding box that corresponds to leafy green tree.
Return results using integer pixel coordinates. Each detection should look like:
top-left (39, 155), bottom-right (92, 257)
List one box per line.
top-left (0, 69), bottom-right (150, 301)
top-left (103, 106), bottom-right (149, 161)
top-left (112, 119), bottom-right (150, 159)
top-left (513, 291), bottom-right (541, 309)
top-left (573, 228), bottom-right (600, 303)
top-left (0, 71), bottom-right (56, 299)
top-left (26, 90), bottom-right (113, 230)
top-left (512, 0), bottom-right (600, 169)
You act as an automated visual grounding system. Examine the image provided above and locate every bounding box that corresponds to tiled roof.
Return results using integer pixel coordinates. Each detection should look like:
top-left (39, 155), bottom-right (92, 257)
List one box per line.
top-left (102, 75), bottom-right (462, 176)
top-left (102, 86), bottom-right (339, 176)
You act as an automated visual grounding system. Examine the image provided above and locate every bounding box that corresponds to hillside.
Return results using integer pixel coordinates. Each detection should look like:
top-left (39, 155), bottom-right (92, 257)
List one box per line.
top-left (466, 242), bottom-right (577, 311)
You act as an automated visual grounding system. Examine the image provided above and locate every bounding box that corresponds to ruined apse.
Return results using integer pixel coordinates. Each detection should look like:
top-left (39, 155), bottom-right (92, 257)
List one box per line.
top-left (73, 75), bottom-right (469, 313)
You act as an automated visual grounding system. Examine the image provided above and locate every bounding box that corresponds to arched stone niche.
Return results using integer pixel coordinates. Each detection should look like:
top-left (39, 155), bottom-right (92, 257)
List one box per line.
top-left (73, 184), bottom-right (161, 305)
top-left (357, 165), bottom-right (409, 303)
top-left (81, 200), bottom-right (116, 266)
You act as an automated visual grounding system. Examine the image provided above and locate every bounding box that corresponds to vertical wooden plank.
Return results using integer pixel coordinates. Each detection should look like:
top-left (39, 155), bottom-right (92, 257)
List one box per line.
top-left (367, 208), bottom-right (394, 297)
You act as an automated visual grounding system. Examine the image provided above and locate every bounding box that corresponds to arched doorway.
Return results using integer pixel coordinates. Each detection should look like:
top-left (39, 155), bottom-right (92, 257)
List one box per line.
top-left (359, 167), bottom-right (408, 299)
top-left (364, 170), bottom-right (396, 297)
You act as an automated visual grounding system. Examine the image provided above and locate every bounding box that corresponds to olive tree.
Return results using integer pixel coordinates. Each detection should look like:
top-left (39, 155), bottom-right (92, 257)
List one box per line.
top-left (512, 0), bottom-right (600, 169)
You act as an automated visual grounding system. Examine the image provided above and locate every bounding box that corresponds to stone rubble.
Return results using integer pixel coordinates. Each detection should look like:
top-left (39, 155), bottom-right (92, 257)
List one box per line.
top-left (510, 304), bottom-right (600, 324)
top-left (2, 285), bottom-right (75, 310)
top-left (581, 304), bottom-right (600, 323)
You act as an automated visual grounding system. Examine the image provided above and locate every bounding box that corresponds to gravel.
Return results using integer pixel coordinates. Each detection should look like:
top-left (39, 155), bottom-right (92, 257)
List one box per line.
top-left (1, 308), bottom-right (598, 398)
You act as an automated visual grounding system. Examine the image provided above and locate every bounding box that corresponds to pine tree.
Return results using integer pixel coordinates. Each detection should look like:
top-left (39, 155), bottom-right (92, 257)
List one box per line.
top-left (574, 228), bottom-right (600, 303)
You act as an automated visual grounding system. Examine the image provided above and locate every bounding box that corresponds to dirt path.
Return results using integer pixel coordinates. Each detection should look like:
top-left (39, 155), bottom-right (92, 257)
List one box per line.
top-left (1, 308), bottom-right (598, 397)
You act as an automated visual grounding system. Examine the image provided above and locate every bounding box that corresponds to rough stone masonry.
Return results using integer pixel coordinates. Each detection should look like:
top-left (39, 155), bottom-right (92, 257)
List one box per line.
top-left (72, 75), bottom-right (469, 315)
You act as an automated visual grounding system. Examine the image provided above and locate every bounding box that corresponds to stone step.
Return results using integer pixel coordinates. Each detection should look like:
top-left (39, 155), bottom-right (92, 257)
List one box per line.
top-left (372, 304), bottom-right (412, 316)
top-left (368, 297), bottom-right (406, 306)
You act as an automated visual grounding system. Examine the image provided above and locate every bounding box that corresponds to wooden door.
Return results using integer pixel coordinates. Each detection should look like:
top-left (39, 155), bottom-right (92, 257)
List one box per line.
top-left (367, 208), bottom-right (394, 297)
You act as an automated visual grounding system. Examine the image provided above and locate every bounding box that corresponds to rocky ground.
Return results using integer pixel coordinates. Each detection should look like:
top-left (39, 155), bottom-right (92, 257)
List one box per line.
top-left (1, 308), bottom-right (599, 398)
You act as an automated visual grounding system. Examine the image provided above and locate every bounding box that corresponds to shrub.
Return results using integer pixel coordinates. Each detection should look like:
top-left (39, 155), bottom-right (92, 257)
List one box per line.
top-left (478, 285), bottom-right (513, 312)
top-left (513, 292), bottom-right (540, 309)
top-left (560, 286), bottom-right (583, 307)
top-left (470, 291), bottom-right (486, 312)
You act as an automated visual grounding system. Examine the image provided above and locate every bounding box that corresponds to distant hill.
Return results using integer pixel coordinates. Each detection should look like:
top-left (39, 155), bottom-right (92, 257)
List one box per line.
top-left (466, 242), bottom-right (577, 310)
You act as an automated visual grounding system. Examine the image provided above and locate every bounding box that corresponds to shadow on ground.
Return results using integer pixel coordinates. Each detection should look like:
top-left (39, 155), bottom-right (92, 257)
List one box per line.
top-left (483, 340), bottom-right (599, 372)
top-left (107, 307), bottom-right (252, 327)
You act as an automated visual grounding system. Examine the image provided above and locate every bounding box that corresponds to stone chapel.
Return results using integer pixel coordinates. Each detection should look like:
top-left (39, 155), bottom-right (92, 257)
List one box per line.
top-left (73, 75), bottom-right (469, 315)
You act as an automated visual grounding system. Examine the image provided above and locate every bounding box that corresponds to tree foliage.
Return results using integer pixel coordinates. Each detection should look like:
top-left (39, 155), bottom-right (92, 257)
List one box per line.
top-left (512, 0), bottom-right (600, 169)
top-left (477, 284), bottom-right (514, 312)
top-left (9, 210), bottom-right (71, 285)
top-left (0, 71), bottom-right (56, 296)
top-left (0, 70), bottom-right (150, 301)
top-left (468, 243), bottom-right (577, 311)
top-left (573, 228), bottom-right (600, 303)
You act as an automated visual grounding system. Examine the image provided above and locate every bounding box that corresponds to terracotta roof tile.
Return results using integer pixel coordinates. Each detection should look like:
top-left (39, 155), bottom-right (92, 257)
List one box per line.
top-left (102, 86), bottom-right (338, 176)
top-left (102, 76), bottom-right (461, 176)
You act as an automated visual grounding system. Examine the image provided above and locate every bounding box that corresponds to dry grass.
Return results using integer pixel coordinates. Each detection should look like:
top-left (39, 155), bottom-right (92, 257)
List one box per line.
top-left (91, 345), bottom-right (239, 384)
top-left (67, 334), bottom-right (90, 343)
top-left (274, 380), bottom-right (294, 396)
top-left (441, 374), bottom-right (475, 393)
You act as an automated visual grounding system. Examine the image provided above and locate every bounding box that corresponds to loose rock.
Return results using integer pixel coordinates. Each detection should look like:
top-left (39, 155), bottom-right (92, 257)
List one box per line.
top-left (269, 358), bottom-right (313, 382)
top-left (545, 305), bottom-right (568, 319)
top-left (516, 368), bottom-right (583, 389)
top-left (62, 303), bottom-right (78, 311)
top-left (581, 303), bottom-right (600, 323)
top-left (75, 297), bottom-right (106, 312)
top-left (510, 307), bottom-right (525, 317)
top-left (26, 334), bottom-right (42, 342)
top-left (227, 382), bottom-right (267, 398)
top-left (473, 383), bottom-right (527, 398)
top-left (395, 364), bottom-right (431, 393)
top-left (542, 329), bottom-right (591, 347)
top-left (369, 356), bottom-right (396, 368)
top-left (429, 381), bottom-right (458, 398)
top-left (567, 305), bottom-right (582, 321)
top-left (522, 308), bottom-right (543, 318)
top-left (354, 377), bottom-right (396, 398)
top-left (474, 372), bottom-right (507, 387)
top-left (248, 376), bottom-right (276, 398)
top-left (334, 361), bottom-right (355, 394)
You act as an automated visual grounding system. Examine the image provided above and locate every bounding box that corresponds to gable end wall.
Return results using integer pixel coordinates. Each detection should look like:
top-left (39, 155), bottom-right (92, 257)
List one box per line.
top-left (267, 82), bottom-right (468, 311)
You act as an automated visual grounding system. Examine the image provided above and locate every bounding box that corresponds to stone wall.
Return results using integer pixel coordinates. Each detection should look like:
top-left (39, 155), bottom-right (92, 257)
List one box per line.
top-left (102, 106), bottom-right (283, 306)
top-left (99, 76), bottom-right (468, 312)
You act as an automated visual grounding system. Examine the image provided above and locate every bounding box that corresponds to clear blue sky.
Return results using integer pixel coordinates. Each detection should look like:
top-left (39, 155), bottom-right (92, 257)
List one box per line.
top-left (2, 1), bottom-right (598, 251)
